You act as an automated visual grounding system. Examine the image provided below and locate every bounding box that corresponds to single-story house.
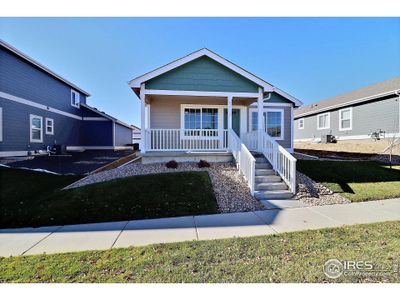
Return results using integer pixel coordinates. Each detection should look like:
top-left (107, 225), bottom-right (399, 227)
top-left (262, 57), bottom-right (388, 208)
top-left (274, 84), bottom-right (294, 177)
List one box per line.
top-left (128, 48), bottom-right (303, 199)
top-left (294, 77), bottom-right (400, 142)
top-left (0, 39), bottom-right (134, 157)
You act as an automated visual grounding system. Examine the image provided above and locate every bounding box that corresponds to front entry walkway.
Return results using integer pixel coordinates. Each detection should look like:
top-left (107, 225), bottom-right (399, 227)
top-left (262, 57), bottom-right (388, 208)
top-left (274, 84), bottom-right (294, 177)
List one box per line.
top-left (1, 199), bottom-right (399, 257)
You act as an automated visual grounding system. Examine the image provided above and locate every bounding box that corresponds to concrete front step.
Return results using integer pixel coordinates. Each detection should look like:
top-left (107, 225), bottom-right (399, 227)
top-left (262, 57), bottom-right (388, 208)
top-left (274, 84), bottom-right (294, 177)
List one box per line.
top-left (254, 190), bottom-right (294, 200)
top-left (255, 163), bottom-right (272, 169)
top-left (256, 182), bottom-right (288, 191)
top-left (255, 157), bottom-right (268, 163)
top-left (255, 169), bottom-right (275, 176)
top-left (255, 175), bottom-right (282, 183)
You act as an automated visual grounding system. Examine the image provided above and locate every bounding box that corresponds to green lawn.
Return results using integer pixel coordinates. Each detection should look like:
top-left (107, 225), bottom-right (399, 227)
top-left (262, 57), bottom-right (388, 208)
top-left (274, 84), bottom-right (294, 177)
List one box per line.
top-left (297, 160), bottom-right (400, 202)
top-left (0, 167), bottom-right (218, 229)
top-left (1, 221), bottom-right (399, 283)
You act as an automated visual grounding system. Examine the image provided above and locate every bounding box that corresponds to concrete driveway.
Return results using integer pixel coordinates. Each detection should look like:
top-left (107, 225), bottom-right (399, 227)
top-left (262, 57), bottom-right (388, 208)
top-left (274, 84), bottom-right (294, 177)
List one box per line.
top-left (0, 198), bottom-right (399, 257)
top-left (0, 150), bottom-right (135, 175)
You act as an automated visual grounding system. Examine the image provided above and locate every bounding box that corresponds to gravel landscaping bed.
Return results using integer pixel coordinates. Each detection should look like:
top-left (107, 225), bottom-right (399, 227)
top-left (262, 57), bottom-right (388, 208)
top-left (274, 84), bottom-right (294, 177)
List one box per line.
top-left (66, 161), bottom-right (263, 213)
top-left (295, 171), bottom-right (350, 206)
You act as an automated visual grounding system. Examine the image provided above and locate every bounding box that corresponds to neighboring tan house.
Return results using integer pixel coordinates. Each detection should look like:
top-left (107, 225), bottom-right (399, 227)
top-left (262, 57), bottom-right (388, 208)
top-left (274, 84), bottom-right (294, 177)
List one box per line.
top-left (0, 39), bottom-right (134, 157)
top-left (128, 48), bottom-right (303, 199)
top-left (294, 77), bottom-right (400, 142)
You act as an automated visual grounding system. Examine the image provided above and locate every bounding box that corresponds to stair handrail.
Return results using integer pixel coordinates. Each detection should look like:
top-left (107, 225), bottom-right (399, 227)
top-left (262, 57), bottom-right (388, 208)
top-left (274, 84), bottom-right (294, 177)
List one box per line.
top-left (228, 129), bottom-right (256, 195)
top-left (260, 132), bottom-right (297, 193)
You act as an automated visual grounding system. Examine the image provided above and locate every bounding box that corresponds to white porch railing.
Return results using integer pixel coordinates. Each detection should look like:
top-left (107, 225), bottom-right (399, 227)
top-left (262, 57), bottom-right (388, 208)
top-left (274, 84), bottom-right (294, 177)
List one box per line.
top-left (145, 129), bottom-right (228, 151)
top-left (260, 132), bottom-right (297, 193)
top-left (229, 129), bottom-right (256, 195)
top-left (242, 131), bottom-right (258, 151)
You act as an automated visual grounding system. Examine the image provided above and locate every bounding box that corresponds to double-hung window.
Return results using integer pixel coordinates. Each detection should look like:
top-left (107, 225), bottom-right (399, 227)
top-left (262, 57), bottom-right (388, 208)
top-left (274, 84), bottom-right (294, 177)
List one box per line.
top-left (265, 110), bottom-right (284, 139)
top-left (30, 114), bottom-right (43, 143)
top-left (317, 112), bottom-right (330, 130)
top-left (45, 118), bottom-right (54, 135)
top-left (71, 90), bottom-right (80, 108)
top-left (339, 107), bottom-right (352, 131)
top-left (183, 107), bottom-right (218, 136)
top-left (250, 109), bottom-right (284, 139)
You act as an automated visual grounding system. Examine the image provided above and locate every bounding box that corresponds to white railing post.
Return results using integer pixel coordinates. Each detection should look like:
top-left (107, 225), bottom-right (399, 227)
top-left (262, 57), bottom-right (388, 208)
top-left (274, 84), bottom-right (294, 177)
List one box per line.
top-left (227, 96), bottom-right (233, 150)
top-left (257, 87), bottom-right (264, 152)
top-left (140, 83), bottom-right (146, 154)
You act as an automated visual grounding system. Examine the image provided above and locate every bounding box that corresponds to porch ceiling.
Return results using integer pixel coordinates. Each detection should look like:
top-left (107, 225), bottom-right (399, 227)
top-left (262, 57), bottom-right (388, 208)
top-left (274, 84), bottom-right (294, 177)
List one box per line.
top-left (146, 95), bottom-right (256, 106)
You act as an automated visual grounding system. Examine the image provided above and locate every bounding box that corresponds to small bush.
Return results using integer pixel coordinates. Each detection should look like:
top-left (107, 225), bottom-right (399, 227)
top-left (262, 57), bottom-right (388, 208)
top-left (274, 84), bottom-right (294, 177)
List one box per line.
top-left (198, 160), bottom-right (210, 168)
top-left (166, 160), bottom-right (178, 169)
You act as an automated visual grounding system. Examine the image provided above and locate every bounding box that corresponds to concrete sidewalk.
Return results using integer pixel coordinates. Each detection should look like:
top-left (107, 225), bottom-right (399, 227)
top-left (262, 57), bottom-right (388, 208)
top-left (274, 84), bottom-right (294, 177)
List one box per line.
top-left (1, 198), bottom-right (399, 257)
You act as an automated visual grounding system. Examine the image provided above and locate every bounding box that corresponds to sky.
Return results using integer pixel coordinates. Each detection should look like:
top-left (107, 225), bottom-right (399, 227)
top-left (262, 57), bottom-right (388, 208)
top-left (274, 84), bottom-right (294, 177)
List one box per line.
top-left (1, 17), bottom-right (399, 126)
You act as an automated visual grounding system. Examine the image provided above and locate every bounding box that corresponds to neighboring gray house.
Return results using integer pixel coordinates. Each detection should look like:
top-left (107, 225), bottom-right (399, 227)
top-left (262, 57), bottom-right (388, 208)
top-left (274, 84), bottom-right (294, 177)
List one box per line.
top-left (294, 77), bottom-right (400, 142)
top-left (0, 39), bottom-right (134, 157)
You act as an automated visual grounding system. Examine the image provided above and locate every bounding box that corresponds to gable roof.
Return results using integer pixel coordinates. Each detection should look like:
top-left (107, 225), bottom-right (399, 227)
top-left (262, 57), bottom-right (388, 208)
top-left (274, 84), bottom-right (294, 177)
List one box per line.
top-left (80, 103), bottom-right (134, 130)
top-left (128, 48), bottom-right (302, 107)
top-left (0, 39), bottom-right (90, 96)
top-left (295, 76), bottom-right (400, 118)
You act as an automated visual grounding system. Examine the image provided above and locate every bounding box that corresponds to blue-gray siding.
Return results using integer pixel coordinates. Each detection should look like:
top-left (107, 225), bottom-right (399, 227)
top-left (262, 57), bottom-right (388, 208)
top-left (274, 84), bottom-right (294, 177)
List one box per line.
top-left (0, 97), bottom-right (81, 152)
top-left (0, 47), bottom-right (86, 115)
top-left (115, 123), bottom-right (133, 146)
top-left (80, 121), bottom-right (113, 146)
top-left (146, 56), bottom-right (260, 93)
top-left (294, 96), bottom-right (400, 140)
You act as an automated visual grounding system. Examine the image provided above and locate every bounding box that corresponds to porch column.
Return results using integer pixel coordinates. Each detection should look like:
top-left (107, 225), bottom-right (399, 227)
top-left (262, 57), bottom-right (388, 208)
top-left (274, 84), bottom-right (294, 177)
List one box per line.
top-left (257, 87), bottom-right (264, 152)
top-left (227, 95), bottom-right (233, 149)
top-left (140, 83), bottom-right (146, 154)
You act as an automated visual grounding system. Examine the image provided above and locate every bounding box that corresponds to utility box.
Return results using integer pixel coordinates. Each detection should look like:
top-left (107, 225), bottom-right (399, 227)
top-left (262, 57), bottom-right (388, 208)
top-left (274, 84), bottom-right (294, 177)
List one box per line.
top-left (321, 135), bottom-right (336, 143)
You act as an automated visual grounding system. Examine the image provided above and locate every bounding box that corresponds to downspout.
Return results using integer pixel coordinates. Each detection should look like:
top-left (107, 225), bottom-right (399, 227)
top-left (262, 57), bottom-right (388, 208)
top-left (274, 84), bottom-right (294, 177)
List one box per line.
top-left (263, 92), bottom-right (272, 132)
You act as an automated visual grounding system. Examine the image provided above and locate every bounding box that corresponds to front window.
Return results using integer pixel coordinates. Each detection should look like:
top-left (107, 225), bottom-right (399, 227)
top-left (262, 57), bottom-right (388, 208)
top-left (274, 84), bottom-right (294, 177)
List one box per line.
top-left (71, 90), bottom-right (80, 108)
top-left (317, 113), bottom-right (330, 130)
top-left (184, 107), bottom-right (218, 136)
top-left (339, 108), bottom-right (352, 130)
top-left (266, 111), bottom-right (283, 138)
top-left (30, 114), bottom-right (43, 143)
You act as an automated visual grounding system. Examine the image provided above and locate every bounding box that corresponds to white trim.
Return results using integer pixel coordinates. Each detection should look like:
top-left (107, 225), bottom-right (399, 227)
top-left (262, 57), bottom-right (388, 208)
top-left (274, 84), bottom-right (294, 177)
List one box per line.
top-left (0, 39), bottom-right (90, 96)
top-left (129, 48), bottom-right (302, 106)
top-left (140, 83), bottom-right (146, 153)
top-left (45, 117), bottom-right (54, 135)
top-left (112, 121), bottom-right (116, 147)
top-left (294, 132), bottom-right (400, 143)
top-left (298, 118), bottom-right (305, 129)
top-left (0, 91), bottom-right (82, 120)
top-left (66, 146), bottom-right (133, 151)
top-left (265, 108), bottom-right (285, 141)
top-left (339, 107), bottom-right (353, 131)
top-left (29, 114), bottom-right (43, 143)
top-left (250, 102), bottom-right (293, 107)
top-left (143, 89), bottom-right (259, 99)
top-left (179, 103), bottom-right (246, 136)
top-left (129, 48), bottom-right (274, 92)
top-left (317, 112), bottom-right (330, 130)
top-left (290, 106), bottom-right (294, 150)
top-left (295, 89), bottom-right (400, 118)
top-left (80, 103), bottom-right (134, 129)
top-left (0, 107), bottom-right (2, 142)
top-left (249, 107), bottom-right (285, 140)
top-left (0, 151), bottom-right (29, 157)
top-left (82, 117), bottom-right (109, 121)
top-left (71, 89), bottom-right (80, 108)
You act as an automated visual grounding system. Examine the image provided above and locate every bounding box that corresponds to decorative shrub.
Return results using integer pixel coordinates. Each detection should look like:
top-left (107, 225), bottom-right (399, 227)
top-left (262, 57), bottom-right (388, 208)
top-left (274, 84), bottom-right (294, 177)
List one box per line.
top-left (166, 160), bottom-right (178, 169)
top-left (198, 160), bottom-right (210, 168)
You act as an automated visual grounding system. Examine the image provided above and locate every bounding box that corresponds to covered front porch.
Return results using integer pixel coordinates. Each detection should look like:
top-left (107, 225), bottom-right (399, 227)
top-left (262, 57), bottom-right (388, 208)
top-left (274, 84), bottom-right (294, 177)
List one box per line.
top-left (140, 88), bottom-right (265, 154)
